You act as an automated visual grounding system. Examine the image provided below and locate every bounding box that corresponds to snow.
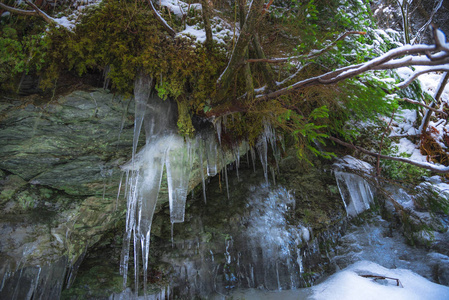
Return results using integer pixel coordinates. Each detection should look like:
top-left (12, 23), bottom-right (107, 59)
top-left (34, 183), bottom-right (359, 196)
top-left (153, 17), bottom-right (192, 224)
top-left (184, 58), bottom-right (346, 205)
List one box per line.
top-left (176, 19), bottom-right (233, 45)
top-left (436, 29), bottom-right (448, 48)
top-left (220, 261), bottom-right (449, 300)
top-left (311, 261), bottom-right (449, 300)
top-left (178, 24), bottom-right (207, 43)
top-left (392, 138), bottom-right (428, 162)
top-left (53, 16), bottom-right (75, 31)
top-left (160, 0), bottom-right (202, 17)
top-left (334, 155), bottom-right (374, 173)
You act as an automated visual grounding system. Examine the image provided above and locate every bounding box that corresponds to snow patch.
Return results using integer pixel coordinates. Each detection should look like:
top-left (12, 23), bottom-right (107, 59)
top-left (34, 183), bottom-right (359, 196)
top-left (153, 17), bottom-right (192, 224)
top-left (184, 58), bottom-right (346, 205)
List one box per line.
top-left (311, 261), bottom-right (449, 300)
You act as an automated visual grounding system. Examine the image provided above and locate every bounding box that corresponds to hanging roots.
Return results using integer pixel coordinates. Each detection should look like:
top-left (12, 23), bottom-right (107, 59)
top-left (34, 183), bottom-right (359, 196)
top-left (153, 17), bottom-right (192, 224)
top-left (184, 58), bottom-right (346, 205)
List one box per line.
top-left (420, 131), bottom-right (449, 167)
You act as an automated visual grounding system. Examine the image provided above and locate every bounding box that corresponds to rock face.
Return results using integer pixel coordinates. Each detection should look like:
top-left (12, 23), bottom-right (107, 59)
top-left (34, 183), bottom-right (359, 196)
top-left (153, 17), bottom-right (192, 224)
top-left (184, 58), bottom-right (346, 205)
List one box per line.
top-left (0, 89), bottom-right (136, 299)
top-left (0, 89), bottom-right (352, 299)
top-left (0, 88), bottom-right (249, 299)
top-left (64, 150), bottom-right (348, 299)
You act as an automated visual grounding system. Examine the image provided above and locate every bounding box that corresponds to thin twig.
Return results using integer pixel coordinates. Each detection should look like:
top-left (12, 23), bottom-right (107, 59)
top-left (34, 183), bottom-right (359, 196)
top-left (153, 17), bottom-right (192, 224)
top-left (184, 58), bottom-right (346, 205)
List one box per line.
top-left (401, 97), bottom-right (448, 117)
top-left (247, 31), bottom-right (366, 64)
top-left (377, 108), bottom-right (396, 176)
top-left (329, 136), bottom-right (449, 174)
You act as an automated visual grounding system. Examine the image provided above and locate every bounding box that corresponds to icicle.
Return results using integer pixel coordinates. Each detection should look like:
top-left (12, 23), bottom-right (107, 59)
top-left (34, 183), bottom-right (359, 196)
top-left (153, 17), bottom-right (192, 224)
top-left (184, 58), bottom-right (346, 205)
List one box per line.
top-left (171, 223), bottom-right (174, 248)
top-left (257, 136), bottom-right (269, 184)
top-left (117, 97), bottom-right (132, 148)
top-left (132, 75), bottom-right (152, 161)
top-left (270, 166), bottom-right (276, 185)
top-left (166, 135), bottom-right (191, 223)
top-left (215, 118), bottom-right (222, 145)
top-left (234, 146), bottom-right (240, 180)
top-left (136, 139), bottom-right (169, 286)
top-left (250, 147), bottom-right (256, 173)
top-left (205, 133), bottom-right (218, 176)
top-left (197, 137), bottom-right (207, 204)
top-left (116, 172), bottom-right (124, 211)
top-left (221, 153), bottom-right (230, 200)
top-left (133, 228), bottom-right (139, 294)
top-left (334, 170), bottom-right (374, 217)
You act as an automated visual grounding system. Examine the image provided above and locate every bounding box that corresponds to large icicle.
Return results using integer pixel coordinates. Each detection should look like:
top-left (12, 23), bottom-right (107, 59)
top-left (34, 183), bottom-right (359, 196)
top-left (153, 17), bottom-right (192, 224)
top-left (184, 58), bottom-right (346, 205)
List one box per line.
top-left (121, 73), bottom-right (180, 292)
top-left (197, 136), bottom-right (207, 204)
top-left (205, 132), bottom-right (218, 176)
top-left (257, 136), bottom-right (269, 184)
top-left (166, 135), bottom-right (193, 223)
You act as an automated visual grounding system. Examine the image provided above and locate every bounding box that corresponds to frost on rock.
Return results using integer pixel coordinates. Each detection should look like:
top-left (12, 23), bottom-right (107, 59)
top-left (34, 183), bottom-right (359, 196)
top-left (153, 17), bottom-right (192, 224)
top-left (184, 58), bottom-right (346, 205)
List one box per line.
top-left (334, 156), bottom-right (375, 217)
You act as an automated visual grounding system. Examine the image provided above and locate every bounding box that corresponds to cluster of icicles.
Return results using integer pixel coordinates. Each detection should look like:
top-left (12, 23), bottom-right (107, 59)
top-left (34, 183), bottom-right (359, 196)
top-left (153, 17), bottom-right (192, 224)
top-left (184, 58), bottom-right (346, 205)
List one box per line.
top-left (117, 75), bottom-right (283, 293)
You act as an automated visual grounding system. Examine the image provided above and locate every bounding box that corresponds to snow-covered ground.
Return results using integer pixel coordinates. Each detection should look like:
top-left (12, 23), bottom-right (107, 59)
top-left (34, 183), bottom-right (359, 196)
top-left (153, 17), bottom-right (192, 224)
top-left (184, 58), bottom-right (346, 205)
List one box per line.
top-left (219, 261), bottom-right (449, 300)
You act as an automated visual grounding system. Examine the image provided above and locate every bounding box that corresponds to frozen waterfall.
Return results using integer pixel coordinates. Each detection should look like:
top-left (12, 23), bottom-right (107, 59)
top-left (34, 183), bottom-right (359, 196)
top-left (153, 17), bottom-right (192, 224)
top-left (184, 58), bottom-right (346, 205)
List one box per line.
top-left (120, 74), bottom-right (192, 292)
top-left (334, 156), bottom-right (375, 217)
top-left (119, 74), bottom-right (253, 293)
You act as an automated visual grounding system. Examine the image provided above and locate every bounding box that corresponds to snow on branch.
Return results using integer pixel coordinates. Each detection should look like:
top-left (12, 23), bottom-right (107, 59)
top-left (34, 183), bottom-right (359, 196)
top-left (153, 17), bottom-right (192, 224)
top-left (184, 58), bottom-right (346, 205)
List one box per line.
top-left (329, 136), bottom-right (449, 174)
top-left (247, 31), bottom-right (367, 64)
top-left (396, 65), bottom-right (449, 88)
top-left (0, 0), bottom-right (74, 30)
top-left (146, 0), bottom-right (176, 37)
top-left (1, 0), bottom-right (56, 26)
top-left (255, 27), bottom-right (449, 102)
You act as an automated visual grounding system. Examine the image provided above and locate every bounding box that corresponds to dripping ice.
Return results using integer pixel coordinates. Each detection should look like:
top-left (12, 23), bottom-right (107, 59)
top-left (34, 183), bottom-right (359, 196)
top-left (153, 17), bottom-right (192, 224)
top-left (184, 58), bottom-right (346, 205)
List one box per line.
top-left (334, 155), bottom-right (375, 217)
top-left (120, 74), bottom-right (195, 291)
top-left (119, 75), bottom-right (283, 292)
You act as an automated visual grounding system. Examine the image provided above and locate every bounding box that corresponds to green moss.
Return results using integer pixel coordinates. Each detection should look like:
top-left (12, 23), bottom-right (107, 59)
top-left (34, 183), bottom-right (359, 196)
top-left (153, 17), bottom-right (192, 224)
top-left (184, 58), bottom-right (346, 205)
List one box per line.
top-left (17, 191), bottom-right (35, 210)
top-left (0, 175), bottom-right (27, 203)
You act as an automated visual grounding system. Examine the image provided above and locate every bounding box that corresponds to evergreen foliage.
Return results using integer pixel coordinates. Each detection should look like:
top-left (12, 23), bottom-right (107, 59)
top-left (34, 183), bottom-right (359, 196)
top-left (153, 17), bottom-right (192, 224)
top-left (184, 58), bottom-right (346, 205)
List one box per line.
top-left (0, 0), bottom-right (432, 171)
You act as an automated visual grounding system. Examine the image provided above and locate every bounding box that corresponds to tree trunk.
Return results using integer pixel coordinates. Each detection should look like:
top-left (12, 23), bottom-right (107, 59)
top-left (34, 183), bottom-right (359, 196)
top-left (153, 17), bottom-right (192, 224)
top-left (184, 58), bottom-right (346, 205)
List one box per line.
top-left (215, 0), bottom-right (264, 99)
top-left (419, 72), bottom-right (449, 134)
top-left (201, 0), bottom-right (213, 50)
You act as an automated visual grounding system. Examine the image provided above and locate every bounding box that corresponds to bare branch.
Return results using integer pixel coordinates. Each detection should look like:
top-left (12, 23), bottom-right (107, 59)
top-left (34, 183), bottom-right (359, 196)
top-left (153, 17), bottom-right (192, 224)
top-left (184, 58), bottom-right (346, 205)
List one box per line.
top-left (23, 0), bottom-right (56, 24)
top-left (216, 0), bottom-right (264, 96)
top-left (419, 71), bottom-right (449, 133)
top-left (413, 0), bottom-right (444, 44)
top-left (247, 31), bottom-right (366, 64)
top-left (329, 136), bottom-right (449, 174)
top-left (146, 0), bottom-right (176, 37)
top-left (401, 98), bottom-right (448, 117)
top-left (0, 1), bottom-right (38, 16)
top-left (254, 45), bottom-right (449, 102)
top-left (396, 65), bottom-right (449, 88)
top-left (0, 0), bottom-right (57, 25)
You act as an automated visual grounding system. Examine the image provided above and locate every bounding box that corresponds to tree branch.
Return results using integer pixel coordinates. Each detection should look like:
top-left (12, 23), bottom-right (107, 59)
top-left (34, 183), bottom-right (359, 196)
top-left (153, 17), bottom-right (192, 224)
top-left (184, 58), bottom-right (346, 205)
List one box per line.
top-left (247, 31), bottom-right (366, 64)
top-left (329, 136), bottom-right (449, 174)
top-left (0, 0), bottom-right (57, 25)
top-left (419, 71), bottom-right (449, 134)
top-left (146, 0), bottom-right (176, 37)
top-left (215, 0), bottom-right (264, 97)
top-left (255, 45), bottom-right (448, 102)
top-left (401, 97), bottom-right (448, 117)
top-left (396, 65), bottom-right (449, 88)
top-left (200, 0), bottom-right (213, 50)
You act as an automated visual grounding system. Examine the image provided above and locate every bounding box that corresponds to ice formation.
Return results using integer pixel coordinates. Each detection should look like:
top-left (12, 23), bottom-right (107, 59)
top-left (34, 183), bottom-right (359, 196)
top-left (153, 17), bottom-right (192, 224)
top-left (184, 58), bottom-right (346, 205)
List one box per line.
top-left (244, 185), bottom-right (310, 290)
top-left (120, 74), bottom-right (192, 292)
top-left (334, 156), bottom-right (375, 217)
top-left (121, 74), bottom-right (259, 292)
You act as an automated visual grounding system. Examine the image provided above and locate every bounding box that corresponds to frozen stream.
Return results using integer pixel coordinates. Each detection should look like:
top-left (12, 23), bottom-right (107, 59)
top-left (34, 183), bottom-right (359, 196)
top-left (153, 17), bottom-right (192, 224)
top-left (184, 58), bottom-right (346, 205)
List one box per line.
top-left (218, 215), bottom-right (449, 300)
